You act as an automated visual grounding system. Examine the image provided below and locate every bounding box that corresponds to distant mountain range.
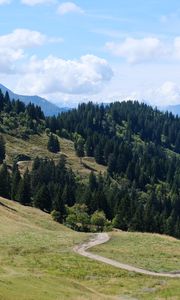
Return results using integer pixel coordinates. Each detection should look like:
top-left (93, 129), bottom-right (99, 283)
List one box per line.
top-left (1, 83), bottom-right (180, 118)
top-left (0, 83), bottom-right (69, 116)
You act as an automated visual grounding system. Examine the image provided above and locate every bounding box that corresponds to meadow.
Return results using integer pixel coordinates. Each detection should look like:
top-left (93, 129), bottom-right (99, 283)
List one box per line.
top-left (91, 231), bottom-right (180, 273)
top-left (0, 197), bottom-right (180, 300)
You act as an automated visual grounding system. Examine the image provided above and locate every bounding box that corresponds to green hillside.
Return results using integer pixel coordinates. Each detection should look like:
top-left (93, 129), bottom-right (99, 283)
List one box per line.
top-left (4, 133), bottom-right (107, 178)
top-left (0, 94), bottom-right (180, 238)
top-left (0, 197), bottom-right (180, 300)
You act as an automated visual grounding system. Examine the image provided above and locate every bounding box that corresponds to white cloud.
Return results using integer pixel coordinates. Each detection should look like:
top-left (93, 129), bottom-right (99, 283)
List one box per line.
top-left (128, 81), bottom-right (180, 107)
top-left (0, 29), bottom-right (47, 73)
top-left (21, 0), bottom-right (55, 6)
top-left (57, 2), bottom-right (84, 15)
top-left (0, 0), bottom-right (11, 4)
top-left (17, 54), bottom-right (113, 95)
top-left (106, 37), bottom-right (166, 63)
top-left (155, 81), bottom-right (180, 106)
top-left (0, 49), bottom-right (23, 73)
top-left (0, 29), bottom-right (46, 49)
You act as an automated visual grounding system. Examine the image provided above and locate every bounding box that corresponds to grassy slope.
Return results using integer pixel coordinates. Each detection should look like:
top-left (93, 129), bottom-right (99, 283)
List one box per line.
top-left (91, 231), bottom-right (180, 272)
top-left (3, 133), bottom-right (107, 179)
top-left (0, 198), bottom-right (180, 300)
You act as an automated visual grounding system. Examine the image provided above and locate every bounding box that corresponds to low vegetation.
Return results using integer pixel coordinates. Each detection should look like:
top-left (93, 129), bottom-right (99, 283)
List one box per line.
top-left (0, 197), bottom-right (180, 300)
top-left (91, 231), bottom-right (180, 273)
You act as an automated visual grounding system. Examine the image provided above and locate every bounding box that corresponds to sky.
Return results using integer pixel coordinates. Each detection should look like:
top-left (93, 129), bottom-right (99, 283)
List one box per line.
top-left (1, 0), bottom-right (180, 107)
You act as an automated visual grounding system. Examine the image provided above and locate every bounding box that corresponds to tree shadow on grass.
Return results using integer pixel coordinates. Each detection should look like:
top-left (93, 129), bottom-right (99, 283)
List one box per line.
top-left (0, 201), bottom-right (17, 212)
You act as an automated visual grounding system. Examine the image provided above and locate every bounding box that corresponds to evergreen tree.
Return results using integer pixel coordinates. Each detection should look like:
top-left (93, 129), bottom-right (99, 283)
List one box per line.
top-left (52, 189), bottom-right (66, 222)
top-left (33, 184), bottom-right (51, 211)
top-left (47, 133), bottom-right (60, 153)
top-left (74, 136), bottom-right (85, 161)
top-left (85, 136), bottom-right (94, 156)
top-left (0, 135), bottom-right (5, 164)
top-left (89, 171), bottom-right (97, 191)
top-left (11, 163), bottom-right (21, 200)
top-left (107, 153), bottom-right (116, 175)
top-left (0, 163), bottom-right (11, 198)
top-left (0, 89), bottom-right (4, 111)
top-left (4, 91), bottom-right (12, 112)
top-left (94, 143), bottom-right (104, 165)
top-left (17, 169), bottom-right (31, 205)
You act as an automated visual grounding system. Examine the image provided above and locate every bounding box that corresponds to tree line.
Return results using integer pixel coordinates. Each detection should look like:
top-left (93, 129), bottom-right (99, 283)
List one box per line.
top-left (0, 155), bottom-right (179, 237)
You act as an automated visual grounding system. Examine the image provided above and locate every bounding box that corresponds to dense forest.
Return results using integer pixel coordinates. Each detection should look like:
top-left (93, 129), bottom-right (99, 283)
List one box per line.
top-left (0, 90), bottom-right (180, 237)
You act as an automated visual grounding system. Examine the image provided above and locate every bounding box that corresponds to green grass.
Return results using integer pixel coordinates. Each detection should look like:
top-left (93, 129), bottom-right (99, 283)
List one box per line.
top-left (3, 133), bottom-right (107, 179)
top-left (0, 198), bottom-right (180, 300)
top-left (91, 231), bottom-right (180, 273)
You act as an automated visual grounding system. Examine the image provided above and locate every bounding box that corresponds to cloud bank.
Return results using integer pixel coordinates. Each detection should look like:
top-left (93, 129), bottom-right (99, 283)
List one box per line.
top-left (106, 36), bottom-right (180, 64)
top-left (17, 54), bottom-right (113, 95)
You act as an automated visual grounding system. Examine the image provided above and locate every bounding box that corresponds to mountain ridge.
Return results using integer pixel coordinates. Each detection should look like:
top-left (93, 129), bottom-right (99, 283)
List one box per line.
top-left (0, 83), bottom-right (69, 116)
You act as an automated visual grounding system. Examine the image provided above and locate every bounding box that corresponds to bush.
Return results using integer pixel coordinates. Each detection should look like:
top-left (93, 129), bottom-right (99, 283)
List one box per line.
top-left (51, 210), bottom-right (62, 223)
top-left (91, 210), bottom-right (107, 231)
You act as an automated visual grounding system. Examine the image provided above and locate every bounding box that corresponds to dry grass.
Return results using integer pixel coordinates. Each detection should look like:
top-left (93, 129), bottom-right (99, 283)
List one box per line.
top-left (3, 133), bottom-right (107, 178)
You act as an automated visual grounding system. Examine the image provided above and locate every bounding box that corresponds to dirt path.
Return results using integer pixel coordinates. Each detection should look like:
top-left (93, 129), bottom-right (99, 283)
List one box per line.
top-left (74, 233), bottom-right (180, 278)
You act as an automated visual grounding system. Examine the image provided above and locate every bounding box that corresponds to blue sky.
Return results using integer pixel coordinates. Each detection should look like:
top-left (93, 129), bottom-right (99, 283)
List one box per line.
top-left (1, 0), bottom-right (180, 106)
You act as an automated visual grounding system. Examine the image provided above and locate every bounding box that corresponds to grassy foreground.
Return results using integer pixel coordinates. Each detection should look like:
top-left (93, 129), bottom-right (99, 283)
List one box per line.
top-left (91, 231), bottom-right (180, 273)
top-left (0, 198), bottom-right (180, 300)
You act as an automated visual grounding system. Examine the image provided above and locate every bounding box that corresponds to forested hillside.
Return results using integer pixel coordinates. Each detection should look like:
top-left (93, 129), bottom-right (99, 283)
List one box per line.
top-left (0, 91), bottom-right (180, 238)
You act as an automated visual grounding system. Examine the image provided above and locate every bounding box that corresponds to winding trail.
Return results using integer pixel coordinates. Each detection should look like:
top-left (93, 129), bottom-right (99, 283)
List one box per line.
top-left (74, 233), bottom-right (180, 278)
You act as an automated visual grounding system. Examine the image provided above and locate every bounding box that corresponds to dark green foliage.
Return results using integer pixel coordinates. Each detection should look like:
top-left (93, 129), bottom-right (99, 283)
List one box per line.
top-left (66, 204), bottom-right (90, 231)
top-left (33, 184), bottom-right (51, 212)
top-left (0, 163), bottom-right (11, 198)
top-left (52, 190), bottom-right (66, 223)
top-left (17, 169), bottom-right (31, 205)
top-left (89, 171), bottom-right (97, 191)
top-left (74, 134), bottom-right (85, 158)
top-left (11, 162), bottom-right (21, 200)
top-left (107, 153), bottom-right (116, 175)
top-left (47, 133), bottom-right (60, 153)
top-left (0, 89), bottom-right (45, 137)
top-left (0, 135), bottom-right (5, 164)
top-left (45, 101), bottom-right (180, 237)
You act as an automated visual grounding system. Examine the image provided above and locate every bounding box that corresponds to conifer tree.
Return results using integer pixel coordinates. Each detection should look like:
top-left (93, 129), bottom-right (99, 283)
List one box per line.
top-left (53, 189), bottom-right (66, 222)
top-left (33, 184), bottom-right (51, 211)
top-left (11, 163), bottom-right (21, 200)
top-left (0, 89), bottom-right (4, 111)
top-left (89, 171), bottom-right (97, 192)
top-left (74, 136), bottom-right (85, 163)
top-left (17, 169), bottom-right (31, 205)
top-left (0, 135), bottom-right (5, 164)
top-left (94, 144), bottom-right (104, 165)
top-left (0, 163), bottom-right (11, 198)
top-left (47, 133), bottom-right (60, 153)
top-left (107, 153), bottom-right (116, 175)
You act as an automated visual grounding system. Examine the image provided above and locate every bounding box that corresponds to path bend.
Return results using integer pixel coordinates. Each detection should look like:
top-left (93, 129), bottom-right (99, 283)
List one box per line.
top-left (74, 232), bottom-right (180, 278)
